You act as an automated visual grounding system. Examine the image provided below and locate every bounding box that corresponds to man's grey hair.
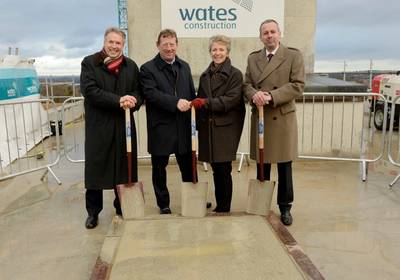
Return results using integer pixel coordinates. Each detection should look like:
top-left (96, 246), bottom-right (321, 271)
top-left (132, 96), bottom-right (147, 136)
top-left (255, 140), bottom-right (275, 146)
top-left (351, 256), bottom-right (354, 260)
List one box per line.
top-left (208, 35), bottom-right (231, 53)
top-left (104, 27), bottom-right (126, 41)
top-left (259, 19), bottom-right (280, 35)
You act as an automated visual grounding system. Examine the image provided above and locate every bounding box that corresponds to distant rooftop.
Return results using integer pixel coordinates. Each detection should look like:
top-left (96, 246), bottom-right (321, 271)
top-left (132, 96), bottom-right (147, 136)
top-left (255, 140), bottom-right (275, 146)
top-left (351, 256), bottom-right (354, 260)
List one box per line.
top-left (305, 74), bottom-right (368, 92)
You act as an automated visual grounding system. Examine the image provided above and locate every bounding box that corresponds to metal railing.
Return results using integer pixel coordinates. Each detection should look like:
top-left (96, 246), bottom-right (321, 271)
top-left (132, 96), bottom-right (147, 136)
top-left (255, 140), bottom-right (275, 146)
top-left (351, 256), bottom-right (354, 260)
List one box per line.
top-left (60, 98), bottom-right (206, 172)
top-left (0, 99), bottom-right (62, 184)
top-left (61, 97), bottom-right (85, 163)
top-left (41, 77), bottom-right (81, 102)
top-left (235, 92), bottom-right (387, 180)
top-left (298, 92), bottom-right (387, 181)
top-left (59, 93), bottom-right (387, 182)
top-left (387, 95), bottom-right (400, 186)
top-left (0, 91), bottom-right (386, 184)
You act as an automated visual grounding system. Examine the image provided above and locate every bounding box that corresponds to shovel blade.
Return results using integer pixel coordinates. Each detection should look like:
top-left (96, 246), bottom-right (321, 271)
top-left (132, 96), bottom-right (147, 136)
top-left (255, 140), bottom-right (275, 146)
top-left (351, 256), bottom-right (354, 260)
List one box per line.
top-left (246, 179), bottom-right (275, 216)
top-left (116, 182), bottom-right (145, 219)
top-left (181, 182), bottom-right (208, 217)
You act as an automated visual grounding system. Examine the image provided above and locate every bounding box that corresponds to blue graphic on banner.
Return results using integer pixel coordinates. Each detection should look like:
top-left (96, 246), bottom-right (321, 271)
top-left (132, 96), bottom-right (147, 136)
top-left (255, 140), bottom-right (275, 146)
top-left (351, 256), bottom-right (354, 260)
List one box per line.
top-left (0, 68), bottom-right (40, 100)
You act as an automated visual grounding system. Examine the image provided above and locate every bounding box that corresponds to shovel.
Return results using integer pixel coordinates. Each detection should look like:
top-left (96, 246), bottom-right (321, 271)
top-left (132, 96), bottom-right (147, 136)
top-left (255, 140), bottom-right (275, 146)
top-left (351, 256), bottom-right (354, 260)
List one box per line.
top-left (246, 105), bottom-right (276, 215)
top-left (116, 108), bottom-right (145, 219)
top-left (181, 106), bottom-right (208, 217)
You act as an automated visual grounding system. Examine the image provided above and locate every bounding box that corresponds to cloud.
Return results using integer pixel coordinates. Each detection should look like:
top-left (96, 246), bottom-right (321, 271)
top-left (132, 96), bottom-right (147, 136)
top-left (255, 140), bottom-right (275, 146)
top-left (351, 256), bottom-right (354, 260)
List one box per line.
top-left (0, 0), bottom-right (117, 59)
top-left (35, 56), bottom-right (82, 75)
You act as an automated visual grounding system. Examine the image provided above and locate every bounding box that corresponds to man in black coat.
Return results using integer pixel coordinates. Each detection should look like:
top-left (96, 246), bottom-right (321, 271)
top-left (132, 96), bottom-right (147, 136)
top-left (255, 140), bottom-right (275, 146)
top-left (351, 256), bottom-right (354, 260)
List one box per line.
top-left (80, 27), bottom-right (142, 229)
top-left (140, 29), bottom-right (195, 214)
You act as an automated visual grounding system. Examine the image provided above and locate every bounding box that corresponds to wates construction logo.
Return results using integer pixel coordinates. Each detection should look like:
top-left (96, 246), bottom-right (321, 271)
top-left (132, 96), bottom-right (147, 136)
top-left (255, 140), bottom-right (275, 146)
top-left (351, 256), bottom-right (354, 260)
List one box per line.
top-left (161, 0), bottom-right (283, 38)
top-left (232, 0), bottom-right (254, 12)
top-left (178, 5), bottom-right (238, 31)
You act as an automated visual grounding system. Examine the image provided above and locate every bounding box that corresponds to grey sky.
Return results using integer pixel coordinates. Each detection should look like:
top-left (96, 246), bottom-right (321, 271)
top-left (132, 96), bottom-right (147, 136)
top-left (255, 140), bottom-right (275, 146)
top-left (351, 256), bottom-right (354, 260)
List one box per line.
top-left (0, 0), bottom-right (398, 73)
top-left (316, 0), bottom-right (399, 60)
top-left (0, 0), bottom-right (117, 58)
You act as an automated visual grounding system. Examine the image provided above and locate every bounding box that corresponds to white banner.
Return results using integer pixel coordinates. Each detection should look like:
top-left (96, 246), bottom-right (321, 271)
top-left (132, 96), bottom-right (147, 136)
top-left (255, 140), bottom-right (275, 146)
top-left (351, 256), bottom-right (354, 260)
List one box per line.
top-left (161, 0), bottom-right (284, 38)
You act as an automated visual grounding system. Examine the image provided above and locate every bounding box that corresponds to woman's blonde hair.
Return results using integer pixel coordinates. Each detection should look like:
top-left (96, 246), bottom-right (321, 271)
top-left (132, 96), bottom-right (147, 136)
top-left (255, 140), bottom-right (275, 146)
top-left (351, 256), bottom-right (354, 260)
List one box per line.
top-left (209, 35), bottom-right (231, 53)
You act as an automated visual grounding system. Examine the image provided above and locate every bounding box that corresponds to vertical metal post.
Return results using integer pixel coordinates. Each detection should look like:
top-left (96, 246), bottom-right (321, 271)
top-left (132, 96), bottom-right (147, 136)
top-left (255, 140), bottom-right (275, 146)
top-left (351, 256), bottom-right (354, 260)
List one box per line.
top-left (330, 96), bottom-right (335, 150)
top-left (72, 77), bottom-right (76, 97)
top-left (50, 76), bottom-right (54, 100)
top-left (301, 96), bottom-right (305, 152)
top-left (350, 96), bottom-right (355, 150)
top-left (12, 104), bottom-right (21, 170)
top-left (320, 96), bottom-right (325, 151)
top-left (311, 95), bottom-right (315, 150)
top-left (369, 59), bottom-right (373, 90)
top-left (3, 106), bottom-right (12, 173)
top-left (45, 76), bottom-right (49, 100)
top-left (21, 103), bottom-right (30, 168)
top-left (340, 96), bottom-right (345, 150)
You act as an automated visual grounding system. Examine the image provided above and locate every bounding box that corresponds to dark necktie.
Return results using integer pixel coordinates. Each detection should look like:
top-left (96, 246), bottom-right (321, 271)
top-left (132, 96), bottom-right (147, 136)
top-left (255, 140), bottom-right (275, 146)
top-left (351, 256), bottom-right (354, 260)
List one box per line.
top-left (267, 53), bottom-right (273, 62)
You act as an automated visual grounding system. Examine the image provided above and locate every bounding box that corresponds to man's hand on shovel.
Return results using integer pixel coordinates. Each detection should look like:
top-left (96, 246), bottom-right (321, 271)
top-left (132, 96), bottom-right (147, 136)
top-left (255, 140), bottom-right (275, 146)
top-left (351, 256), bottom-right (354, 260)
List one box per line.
top-left (120, 95), bottom-right (137, 109)
top-left (252, 91), bottom-right (271, 106)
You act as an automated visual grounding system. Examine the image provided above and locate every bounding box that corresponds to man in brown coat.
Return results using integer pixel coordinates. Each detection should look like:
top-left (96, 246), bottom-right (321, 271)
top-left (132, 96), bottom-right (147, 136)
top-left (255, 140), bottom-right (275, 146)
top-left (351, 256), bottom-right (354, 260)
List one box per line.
top-left (243, 19), bottom-right (305, 225)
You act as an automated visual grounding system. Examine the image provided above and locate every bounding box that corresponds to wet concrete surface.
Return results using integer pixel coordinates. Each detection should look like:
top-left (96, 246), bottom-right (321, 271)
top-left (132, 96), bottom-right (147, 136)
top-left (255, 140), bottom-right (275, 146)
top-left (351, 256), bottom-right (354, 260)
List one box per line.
top-left (1, 156), bottom-right (400, 279)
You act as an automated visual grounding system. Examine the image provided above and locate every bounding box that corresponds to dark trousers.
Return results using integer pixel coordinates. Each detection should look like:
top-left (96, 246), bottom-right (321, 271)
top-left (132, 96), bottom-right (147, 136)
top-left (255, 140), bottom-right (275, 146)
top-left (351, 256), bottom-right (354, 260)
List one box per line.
top-left (211, 162), bottom-right (233, 212)
top-left (85, 188), bottom-right (121, 217)
top-left (256, 161), bottom-right (293, 212)
top-left (151, 153), bottom-right (193, 209)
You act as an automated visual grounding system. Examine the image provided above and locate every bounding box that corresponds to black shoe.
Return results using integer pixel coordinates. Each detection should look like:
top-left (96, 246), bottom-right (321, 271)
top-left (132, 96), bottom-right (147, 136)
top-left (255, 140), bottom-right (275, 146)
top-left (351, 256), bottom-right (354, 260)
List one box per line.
top-left (213, 207), bottom-right (230, 213)
top-left (160, 207), bottom-right (172, 214)
top-left (85, 215), bottom-right (98, 229)
top-left (116, 208), bottom-right (122, 216)
top-left (280, 210), bottom-right (293, 226)
top-left (206, 202), bottom-right (212, 209)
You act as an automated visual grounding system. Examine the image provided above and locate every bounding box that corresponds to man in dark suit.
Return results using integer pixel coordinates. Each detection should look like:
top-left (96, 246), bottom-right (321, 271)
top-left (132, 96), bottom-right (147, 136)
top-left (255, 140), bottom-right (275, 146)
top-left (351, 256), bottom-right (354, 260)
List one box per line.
top-left (243, 19), bottom-right (305, 226)
top-left (80, 27), bottom-right (142, 229)
top-left (140, 29), bottom-right (196, 214)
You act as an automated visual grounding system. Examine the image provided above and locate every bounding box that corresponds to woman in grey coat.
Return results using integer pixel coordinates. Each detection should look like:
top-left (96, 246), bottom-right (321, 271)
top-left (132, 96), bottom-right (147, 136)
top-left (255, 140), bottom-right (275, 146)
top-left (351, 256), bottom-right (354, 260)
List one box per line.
top-left (191, 35), bottom-right (245, 212)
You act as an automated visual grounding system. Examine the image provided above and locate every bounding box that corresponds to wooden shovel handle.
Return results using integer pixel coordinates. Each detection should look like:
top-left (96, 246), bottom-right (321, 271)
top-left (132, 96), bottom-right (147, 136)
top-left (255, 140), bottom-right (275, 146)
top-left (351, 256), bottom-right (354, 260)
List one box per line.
top-left (191, 106), bottom-right (198, 183)
top-left (258, 105), bottom-right (264, 182)
top-left (125, 108), bottom-right (132, 153)
top-left (125, 108), bottom-right (132, 184)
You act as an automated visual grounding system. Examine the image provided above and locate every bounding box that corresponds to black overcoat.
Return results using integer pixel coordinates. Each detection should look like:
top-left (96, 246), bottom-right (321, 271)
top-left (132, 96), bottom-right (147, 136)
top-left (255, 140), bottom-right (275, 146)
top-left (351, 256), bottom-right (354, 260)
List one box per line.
top-left (196, 58), bottom-right (245, 163)
top-left (140, 54), bottom-right (196, 156)
top-left (80, 52), bottom-right (142, 190)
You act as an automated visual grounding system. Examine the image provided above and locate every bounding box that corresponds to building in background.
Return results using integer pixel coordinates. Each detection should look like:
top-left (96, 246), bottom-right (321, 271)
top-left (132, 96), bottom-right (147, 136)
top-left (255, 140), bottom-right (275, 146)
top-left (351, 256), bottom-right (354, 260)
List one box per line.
top-left (127, 0), bottom-right (316, 78)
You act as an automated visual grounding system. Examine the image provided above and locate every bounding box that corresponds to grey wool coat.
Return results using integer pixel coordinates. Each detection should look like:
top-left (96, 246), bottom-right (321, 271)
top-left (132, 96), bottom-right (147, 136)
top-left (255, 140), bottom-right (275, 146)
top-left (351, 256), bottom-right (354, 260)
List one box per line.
top-left (243, 44), bottom-right (305, 163)
top-left (196, 58), bottom-right (245, 163)
top-left (80, 52), bottom-right (142, 190)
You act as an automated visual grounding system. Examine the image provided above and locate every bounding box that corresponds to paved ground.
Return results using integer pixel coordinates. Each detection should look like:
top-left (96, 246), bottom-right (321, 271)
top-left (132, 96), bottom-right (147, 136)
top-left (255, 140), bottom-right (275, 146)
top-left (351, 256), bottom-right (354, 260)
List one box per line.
top-left (1, 157), bottom-right (400, 279)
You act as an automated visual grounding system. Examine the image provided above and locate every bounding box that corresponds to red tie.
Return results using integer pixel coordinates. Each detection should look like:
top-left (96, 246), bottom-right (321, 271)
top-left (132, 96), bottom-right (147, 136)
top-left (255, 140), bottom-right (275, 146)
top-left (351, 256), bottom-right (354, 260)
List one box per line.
top-left (267, 53), bottom-right (273, 61)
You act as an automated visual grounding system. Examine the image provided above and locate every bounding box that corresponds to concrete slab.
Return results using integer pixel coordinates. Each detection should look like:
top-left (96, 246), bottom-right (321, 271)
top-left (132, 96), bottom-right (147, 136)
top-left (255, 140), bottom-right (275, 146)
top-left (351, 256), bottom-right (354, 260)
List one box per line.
top-left (109, 216), bottom-right (306, 280)
top-left (1, 182), bottom-right (50, 215)
top-left (2, 155), bottom-right (400, 280)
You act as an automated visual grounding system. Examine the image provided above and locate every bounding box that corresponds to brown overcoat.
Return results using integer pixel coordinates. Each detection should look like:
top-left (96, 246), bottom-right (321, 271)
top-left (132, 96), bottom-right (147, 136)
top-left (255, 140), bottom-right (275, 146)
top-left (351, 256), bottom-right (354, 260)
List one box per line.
top-left (243, 44), bottom-right (305, 163)
top-left (196, 58), bottom-right (245, 163)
